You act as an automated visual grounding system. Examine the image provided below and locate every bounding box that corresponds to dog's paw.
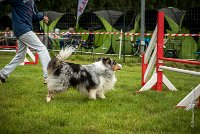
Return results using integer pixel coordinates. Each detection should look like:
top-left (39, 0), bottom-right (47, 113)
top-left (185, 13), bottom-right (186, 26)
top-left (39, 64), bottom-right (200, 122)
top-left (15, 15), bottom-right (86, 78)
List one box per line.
top-left (46, 97), bottom-right (52, 102)
top-left (97, 95), bottom-right (106, 99)
top-left (98, 96), bottom-right (106, 99)
top-left (96, 93), bottom-right (106, 99)
top-left (88, 96), bottom-right (97, 100)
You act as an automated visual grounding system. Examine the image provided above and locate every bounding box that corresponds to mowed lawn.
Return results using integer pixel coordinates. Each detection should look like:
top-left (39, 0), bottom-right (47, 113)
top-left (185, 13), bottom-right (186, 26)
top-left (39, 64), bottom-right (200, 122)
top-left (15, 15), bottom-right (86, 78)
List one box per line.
top-left (0, 52), bottom-right (200, 134)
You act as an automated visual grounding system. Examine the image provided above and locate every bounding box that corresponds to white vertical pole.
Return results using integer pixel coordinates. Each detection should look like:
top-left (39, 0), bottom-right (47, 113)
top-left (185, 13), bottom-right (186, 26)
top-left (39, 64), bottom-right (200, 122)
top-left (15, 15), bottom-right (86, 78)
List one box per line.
top-left (140, 0), bottom-right (145, 53)
top-left (119, 29), bottom-right (123, 59)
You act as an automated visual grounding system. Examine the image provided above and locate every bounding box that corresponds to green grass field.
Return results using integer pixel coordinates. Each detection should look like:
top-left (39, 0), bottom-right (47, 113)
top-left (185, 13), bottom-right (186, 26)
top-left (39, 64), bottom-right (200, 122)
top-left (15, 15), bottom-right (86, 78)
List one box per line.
top-left (0, 52), bottom-right (200, 134)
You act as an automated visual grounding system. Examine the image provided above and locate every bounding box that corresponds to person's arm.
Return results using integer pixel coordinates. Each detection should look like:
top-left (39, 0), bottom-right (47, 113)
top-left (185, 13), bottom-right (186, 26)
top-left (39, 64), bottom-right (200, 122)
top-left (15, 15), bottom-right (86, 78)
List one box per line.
top-left (32, 3), bottom-right (49, 24)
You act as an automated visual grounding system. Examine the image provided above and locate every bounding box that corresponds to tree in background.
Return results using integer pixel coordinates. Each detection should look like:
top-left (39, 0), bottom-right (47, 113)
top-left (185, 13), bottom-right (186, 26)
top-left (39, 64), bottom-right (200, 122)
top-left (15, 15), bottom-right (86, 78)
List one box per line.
top-left (1, 0), bottom-right (200, 16)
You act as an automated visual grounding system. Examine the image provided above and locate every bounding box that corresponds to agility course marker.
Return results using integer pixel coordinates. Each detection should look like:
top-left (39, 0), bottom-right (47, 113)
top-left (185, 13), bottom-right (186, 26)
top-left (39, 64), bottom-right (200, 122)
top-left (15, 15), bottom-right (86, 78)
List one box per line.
top-left (139, 11), bottom-right (200, 109)
top-left (20, 48), bottom-right (39, 65)
top-left (176, 84), bottom-right (200, 110)
top-left (2, 31), bottom-right (200, 37)
top-left (0, 40), bottom-right (38, 65)
top-left (140, 12), bottom-right (177, 92)
top-left (140, 11), bottom-right (200, 92)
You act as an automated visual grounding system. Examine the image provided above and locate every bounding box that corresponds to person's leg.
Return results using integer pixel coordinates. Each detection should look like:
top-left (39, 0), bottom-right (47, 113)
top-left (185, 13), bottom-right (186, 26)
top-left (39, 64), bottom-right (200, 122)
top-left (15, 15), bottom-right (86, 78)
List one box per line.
top-left (0, 40), bottom-right (27, 81)
top-left (59, 40), bottom-right (64, 50)
top-left (18, 31), bottom-right (51, 79)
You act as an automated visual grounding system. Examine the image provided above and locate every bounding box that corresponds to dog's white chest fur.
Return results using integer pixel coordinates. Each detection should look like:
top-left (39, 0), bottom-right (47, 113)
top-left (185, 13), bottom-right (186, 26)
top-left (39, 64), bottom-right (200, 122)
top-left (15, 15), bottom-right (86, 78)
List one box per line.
top-left (90, 61), bottom-right (117, 92)
top-left (98, 75), bottom-right (117, 91)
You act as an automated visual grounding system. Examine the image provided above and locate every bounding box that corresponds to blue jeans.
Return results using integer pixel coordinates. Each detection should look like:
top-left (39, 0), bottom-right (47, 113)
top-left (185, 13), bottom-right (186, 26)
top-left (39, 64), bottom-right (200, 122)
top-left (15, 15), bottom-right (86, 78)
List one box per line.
top-left (0, 31), bottom-right (51, 79)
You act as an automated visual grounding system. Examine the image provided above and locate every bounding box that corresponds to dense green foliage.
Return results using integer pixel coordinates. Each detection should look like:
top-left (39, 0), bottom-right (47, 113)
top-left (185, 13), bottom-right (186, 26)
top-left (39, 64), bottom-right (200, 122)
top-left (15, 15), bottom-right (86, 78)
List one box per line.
top-left (35, 0), bottom-right (200, 12)
top-left (0, 52), bottom-right (200, 133)
top-left (1, 0), bottom-right (200, 16)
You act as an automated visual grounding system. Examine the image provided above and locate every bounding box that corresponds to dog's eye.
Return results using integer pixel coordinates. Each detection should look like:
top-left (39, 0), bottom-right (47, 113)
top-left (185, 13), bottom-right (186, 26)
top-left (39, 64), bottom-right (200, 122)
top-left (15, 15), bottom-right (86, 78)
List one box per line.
top-left (112, 61), bottom-right (116, 65)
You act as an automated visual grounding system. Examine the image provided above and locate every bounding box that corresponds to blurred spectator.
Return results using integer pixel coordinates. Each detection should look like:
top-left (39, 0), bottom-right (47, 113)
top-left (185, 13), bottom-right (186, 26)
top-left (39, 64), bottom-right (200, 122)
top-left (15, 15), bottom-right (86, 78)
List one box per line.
top-left (0, 35), bottom-right (5, 45)
top-left (4, 27), bottom-right (12, 37)
top-left (0, 26), bottom-right (15, 46)
top-left (81, 27), bottom-right (95, 49)
top-left (59, 27), bottom-right (75, 49)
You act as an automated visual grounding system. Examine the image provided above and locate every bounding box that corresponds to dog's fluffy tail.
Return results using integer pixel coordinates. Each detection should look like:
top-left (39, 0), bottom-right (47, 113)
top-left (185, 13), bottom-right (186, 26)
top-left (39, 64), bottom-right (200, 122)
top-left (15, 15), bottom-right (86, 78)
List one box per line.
top-left (57, 46), bottom-right (75, 60)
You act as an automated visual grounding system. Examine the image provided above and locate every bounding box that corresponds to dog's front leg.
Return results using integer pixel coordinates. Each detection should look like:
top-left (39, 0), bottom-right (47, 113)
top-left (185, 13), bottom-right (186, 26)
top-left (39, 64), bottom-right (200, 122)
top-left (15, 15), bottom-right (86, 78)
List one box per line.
top-left (88, 89), bottom-right (97, 100)
top-left (46, 91), bottom-right (55, 102)
top-left (96, 90), bottom-right (106, 99)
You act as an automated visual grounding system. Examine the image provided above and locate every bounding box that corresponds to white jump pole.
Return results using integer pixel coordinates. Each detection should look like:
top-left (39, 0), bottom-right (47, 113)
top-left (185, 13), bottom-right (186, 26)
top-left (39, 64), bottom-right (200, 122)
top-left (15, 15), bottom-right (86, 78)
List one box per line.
top-left (119, 29), bottom-right (123, 59)
top-left (0, 50), bottom-right (16, 52)
top-left (159, 66), bottom-right (200, 76)
top-left (176, 84), bottom-right (200, 110)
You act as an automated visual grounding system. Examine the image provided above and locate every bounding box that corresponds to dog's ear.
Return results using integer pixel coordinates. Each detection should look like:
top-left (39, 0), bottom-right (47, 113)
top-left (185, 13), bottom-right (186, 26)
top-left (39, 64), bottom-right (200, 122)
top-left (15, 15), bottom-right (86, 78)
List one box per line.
top-left (96, 57), bottom-right (102, 61)
top-left (97, 57), bottom-right (106, 61)
top-left (102, 57), bottom-right (106, 63)
top-left (102, 57), bottom-right (111, 64)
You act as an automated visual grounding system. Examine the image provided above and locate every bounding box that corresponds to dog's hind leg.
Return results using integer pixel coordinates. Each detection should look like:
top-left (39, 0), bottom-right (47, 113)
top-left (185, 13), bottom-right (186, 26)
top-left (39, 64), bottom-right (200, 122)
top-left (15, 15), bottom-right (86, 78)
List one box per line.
top-left (88, 89), bottom-right (97, 100)
top-left (46, 91), bottom-right (55, 102)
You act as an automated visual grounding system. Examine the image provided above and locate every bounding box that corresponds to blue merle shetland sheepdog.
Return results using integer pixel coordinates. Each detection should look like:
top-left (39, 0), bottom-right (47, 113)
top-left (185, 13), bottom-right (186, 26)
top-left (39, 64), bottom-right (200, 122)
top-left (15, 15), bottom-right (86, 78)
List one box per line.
top-left (46, 47), bottom-right (122, 102)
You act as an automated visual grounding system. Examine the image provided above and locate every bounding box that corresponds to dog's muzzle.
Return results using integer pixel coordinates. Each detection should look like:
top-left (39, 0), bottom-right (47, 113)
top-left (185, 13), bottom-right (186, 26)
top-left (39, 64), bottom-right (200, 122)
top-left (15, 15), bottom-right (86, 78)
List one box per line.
top-left (113, 64), bottom-right (122, 71)
top-left (117, 64), bottom-right (123, 70)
